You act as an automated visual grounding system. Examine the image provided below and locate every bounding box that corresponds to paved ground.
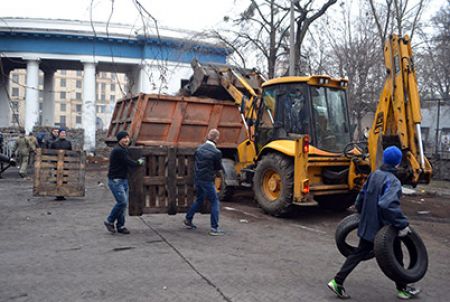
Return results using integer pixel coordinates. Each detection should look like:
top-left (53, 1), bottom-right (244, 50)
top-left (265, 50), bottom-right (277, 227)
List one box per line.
top-left (0, 167), bottom-right (449, 302)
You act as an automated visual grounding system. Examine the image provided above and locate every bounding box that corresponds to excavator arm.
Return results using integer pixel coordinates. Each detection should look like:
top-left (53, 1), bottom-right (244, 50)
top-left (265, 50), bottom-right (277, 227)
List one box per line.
top-left (180, 59), bottom-right (266, 137)
top-left (368, 35), bottom-right (432, 186)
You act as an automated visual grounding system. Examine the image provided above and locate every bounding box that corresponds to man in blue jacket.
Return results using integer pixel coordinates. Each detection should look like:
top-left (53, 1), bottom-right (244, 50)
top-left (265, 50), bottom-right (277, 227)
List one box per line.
top-left (184, 129), bottom-right (224, 236)
top-left (328, 146), bottom-right (420, 300)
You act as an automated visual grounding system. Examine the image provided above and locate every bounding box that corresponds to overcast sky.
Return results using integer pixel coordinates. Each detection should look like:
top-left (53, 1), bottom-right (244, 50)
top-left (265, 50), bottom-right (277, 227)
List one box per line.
top-left (0, 0), bottom-right (247, 32)
top-left (0, 0), bottom-right (446, 32)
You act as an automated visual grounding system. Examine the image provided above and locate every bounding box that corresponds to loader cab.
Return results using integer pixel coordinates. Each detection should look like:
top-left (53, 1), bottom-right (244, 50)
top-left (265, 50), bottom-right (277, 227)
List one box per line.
top-left (255, 76), bottom-right (351, 153)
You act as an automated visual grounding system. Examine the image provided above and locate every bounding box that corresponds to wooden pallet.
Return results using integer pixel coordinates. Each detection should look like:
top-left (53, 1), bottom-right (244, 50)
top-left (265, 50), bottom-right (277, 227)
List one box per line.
top-left (128, 146), bottom-right (210, 216)
top-left (33, 149), bottom-right (86, 197)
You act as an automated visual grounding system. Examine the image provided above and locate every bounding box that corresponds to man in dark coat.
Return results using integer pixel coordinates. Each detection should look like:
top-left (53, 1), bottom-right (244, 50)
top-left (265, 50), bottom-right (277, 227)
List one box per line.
top-left (328, 146), bottom-right (420, 300)
top-left (50, 128), bottom-right (72, 200)
top-left (104, 131), bottom-right (144, 235)
top-left (46, 128), bottom-right (59, 149)
top-left (184, 129), bottom-right (224, 236)
top-left (50, 128), bottom-right (72, 151)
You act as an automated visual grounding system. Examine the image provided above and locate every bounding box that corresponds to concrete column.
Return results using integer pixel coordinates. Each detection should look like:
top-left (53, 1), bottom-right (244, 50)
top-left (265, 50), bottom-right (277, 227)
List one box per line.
top-left (0, 70), bottom-right (11, 127)
top-left (138, 62), bottom-right (153, 93)
top-left (125, 72), bottom-right (134, 96)
top-left (42, 70), bottom-right (55, 126)
top-left (82, 62), bottom-right (96, 152)
top-left (128, 62), bottom-right (153, 94)
top-left (25, 59), bottom-right (40, 133)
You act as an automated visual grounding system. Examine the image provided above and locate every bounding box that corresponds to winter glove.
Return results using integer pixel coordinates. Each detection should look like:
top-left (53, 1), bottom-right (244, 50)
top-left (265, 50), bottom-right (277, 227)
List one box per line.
top-left (137, 158), bottom-right (145, 166)
top-left (398, 226), bottom-right (412, 237)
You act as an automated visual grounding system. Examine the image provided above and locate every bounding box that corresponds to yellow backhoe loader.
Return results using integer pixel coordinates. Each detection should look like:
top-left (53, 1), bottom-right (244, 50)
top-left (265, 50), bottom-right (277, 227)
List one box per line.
top-left (182, 34), bottom-right (432, 216)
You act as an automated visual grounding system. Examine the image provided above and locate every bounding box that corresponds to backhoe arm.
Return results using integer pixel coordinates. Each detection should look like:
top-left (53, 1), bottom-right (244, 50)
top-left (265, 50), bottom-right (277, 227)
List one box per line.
top-left (368, 35), bottom-right (432, 186)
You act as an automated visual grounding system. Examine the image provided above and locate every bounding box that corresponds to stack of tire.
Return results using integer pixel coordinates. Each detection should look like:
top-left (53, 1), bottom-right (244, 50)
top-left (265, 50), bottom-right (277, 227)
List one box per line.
top-left (335, 214), bottom-right (428, 284)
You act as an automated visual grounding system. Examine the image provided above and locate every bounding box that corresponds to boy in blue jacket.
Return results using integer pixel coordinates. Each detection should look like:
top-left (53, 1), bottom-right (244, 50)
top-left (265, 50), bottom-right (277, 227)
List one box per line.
top-left (328, 146), bottom-right (420, 300)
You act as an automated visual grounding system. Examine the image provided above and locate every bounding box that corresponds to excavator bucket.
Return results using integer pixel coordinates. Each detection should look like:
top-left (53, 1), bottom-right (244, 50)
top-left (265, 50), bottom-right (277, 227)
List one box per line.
top-left (179, 59), bottom-right (266, 100)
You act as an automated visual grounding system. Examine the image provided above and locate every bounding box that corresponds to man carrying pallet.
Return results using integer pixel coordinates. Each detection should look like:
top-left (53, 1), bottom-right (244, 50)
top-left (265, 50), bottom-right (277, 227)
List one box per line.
top-left (184, 129), bottom-right (224, 236)
top-left (104, 131), bottom-right (144, 235)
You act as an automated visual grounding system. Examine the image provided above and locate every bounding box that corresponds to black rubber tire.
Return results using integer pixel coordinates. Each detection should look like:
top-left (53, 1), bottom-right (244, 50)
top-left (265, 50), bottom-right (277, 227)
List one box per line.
top-left (253, 153), bottom-right (294, 217)
top-left (216, 171), bottom-right (234, 201)
top-left (335, 213), bottom-right (375, 260)
top-left (317, 193), bottom-right (357, 212)
top-left (374, 225), bottom-right (428, 284)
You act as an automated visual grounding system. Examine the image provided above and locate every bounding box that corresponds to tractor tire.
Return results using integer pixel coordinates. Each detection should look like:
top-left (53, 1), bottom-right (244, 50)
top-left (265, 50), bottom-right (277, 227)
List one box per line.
top-left (374, 225), bottom-right (428, 284)
top-left (253, 153), bottom-right (294, 217)
top-left (317, 193), bottom-right (357, 212)
top-left (335, 214), bottom-right (374, 260)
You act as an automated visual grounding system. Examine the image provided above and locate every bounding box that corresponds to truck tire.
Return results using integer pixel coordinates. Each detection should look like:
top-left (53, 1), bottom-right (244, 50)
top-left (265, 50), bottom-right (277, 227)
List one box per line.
top-left (215, 171), bottom-right (234, 201)
top-left (253, 153), bottom-right (294, 217)
top-left (335, 214), bottom-right (375, 260)
top-left (317, 193), bottom-right (357, 212)
top-left (374, 225), bottom-right (428, 284)
top-left (215, 158), bottom-right (237, 201)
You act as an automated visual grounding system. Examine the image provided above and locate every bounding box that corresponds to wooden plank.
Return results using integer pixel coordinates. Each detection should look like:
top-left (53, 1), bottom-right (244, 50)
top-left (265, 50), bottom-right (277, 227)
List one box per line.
top-left (39, 155), bottom-right (80, 163)
top-left (177, 154), bottom-right (187, 208)
top-left (157, 153), bottom-right (166, 208)
top-left (40, 149), bottom-right (80, 157)
top-left (141, 147), bottom-right (169, 157)
top-left (142, 206), bottom-right (191, 214)
top-left (143, 177), bottom-right (167, 186)
top-left (128, 148), bottom-right (144, 216)
top-left (167, 147), bottom-right (177, 215)
top-left (186, 155), bottom-right (195, 206)
top-left (148, 154), bottom-right (157, 208)
top-left (39, 162), bottom-right (81, 170)
top-left (176, 148), bottom-right (197, 156)
top-left (56, 150), bottom-right (65, 194)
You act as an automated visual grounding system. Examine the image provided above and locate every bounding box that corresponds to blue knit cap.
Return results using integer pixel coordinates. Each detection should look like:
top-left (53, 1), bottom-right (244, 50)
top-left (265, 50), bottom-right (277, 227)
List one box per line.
top-left (383, 146), bottom-right (402, 166)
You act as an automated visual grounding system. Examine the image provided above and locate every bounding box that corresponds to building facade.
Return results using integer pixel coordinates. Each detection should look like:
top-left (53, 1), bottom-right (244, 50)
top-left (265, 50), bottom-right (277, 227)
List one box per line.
top-left (8, 69), bottom-right (126, 130)
top-left (0, 18), bottom-right (229, 151)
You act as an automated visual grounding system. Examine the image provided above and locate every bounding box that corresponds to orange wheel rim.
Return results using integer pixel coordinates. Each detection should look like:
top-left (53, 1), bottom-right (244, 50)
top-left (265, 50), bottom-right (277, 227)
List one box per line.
top-left (262, 169), bottom-right (281, 201)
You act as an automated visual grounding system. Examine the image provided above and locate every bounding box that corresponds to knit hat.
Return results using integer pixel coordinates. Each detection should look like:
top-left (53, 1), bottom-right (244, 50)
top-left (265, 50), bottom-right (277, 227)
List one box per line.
top-left (383, 146), bottom-right (402, 166)
top-left (116, 131), bottom-right (129, 141)
top-left (59, 127), bottom-right (66, 133)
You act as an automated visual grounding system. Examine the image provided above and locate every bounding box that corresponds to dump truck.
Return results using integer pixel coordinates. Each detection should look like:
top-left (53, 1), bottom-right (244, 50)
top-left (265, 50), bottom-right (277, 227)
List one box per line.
top-left (106, 34), bottom-right (431, 216)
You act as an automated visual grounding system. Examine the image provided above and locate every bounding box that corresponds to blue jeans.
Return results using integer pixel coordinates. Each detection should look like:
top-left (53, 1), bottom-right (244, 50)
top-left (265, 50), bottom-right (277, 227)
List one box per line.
top-left (186, 180), bottom-right (220, 229)
top-left (107, 178), bottom-right (129, 229)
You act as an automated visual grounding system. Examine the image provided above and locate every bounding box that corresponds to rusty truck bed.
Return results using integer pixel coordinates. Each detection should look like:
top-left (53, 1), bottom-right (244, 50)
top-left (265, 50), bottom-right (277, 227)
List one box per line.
top-left (106, 94), bottom-right (246, 148)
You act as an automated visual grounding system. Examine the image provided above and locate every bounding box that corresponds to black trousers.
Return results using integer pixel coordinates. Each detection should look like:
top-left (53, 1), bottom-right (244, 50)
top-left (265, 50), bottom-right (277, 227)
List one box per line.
top-left (335, 238), bottom-right (406, 290)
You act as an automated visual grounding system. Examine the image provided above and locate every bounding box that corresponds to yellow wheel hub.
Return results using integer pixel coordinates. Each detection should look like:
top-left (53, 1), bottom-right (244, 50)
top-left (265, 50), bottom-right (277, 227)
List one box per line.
top-left (262, 169), bottom-right (281, 201)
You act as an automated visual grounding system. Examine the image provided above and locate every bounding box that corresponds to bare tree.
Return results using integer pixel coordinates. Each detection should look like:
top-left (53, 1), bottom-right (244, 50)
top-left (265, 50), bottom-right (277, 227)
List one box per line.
top-left (217, 0), bottom-right (290, 78)
top-left (368, 0), bottom-right (427, 51)
top-left (320, 1), bottom-right (385, 138)
top-left (214, 0), bottom-right (337, 77)
top-left (417, 4), bottom-right (450, 100)
top-left (289, 0), bottom-right (338, 74)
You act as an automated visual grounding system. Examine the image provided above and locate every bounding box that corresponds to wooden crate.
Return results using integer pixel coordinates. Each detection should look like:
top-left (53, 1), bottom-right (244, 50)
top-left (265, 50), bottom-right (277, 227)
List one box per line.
top-left (128, 146), bottom-right (210, 216)
top-left (33, 149), bottom-right (86, 197)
